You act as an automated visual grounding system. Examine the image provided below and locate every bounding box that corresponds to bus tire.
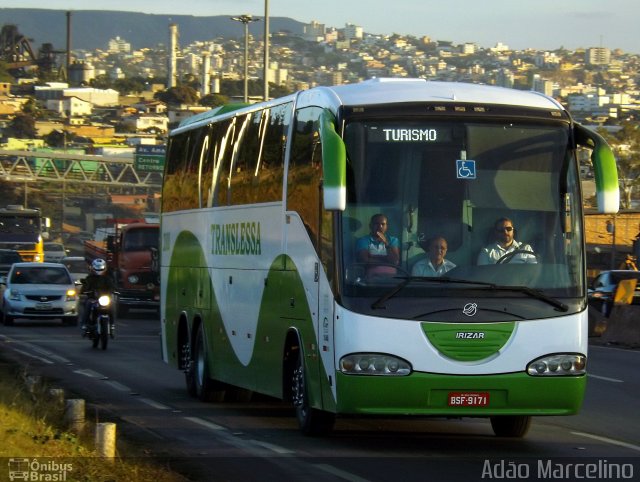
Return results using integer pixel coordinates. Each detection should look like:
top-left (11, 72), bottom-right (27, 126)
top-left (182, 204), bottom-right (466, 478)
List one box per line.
top-left (192, 324), bottom-right (224, 402)
top-left (490, 415), bottom-right (532, 437)
top-left (292, 350), bottom-right (335, 435)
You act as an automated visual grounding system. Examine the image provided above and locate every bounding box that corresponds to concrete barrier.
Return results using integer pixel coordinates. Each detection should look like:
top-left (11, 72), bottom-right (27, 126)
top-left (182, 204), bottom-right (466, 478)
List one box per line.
top-left (599, 305), bottom-right (640, 347)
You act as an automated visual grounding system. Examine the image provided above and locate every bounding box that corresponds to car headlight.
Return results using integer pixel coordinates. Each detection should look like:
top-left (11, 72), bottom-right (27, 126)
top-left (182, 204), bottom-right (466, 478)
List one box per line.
top-left (98, 295), bottom-right (111, 307)
top-left (527, 354), bottom-right (586, 376)
top-left (66, 289), bottom-right (77, 301)
top-left (128, 275), bottom-right (139, 284)
top-left (9, 290), bottom-right (22, 301)
top-left (340, 353), bottom-right (412, 376)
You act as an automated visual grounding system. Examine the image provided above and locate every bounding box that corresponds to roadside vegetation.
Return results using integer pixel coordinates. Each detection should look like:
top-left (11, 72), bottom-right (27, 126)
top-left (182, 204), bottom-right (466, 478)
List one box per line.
top-left (0, 355), bottom-right (187, 481)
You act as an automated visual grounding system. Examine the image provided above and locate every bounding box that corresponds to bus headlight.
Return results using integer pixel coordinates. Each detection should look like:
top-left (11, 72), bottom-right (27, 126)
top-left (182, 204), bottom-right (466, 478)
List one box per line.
top-left (527, 354), bottom-right (586, 376)
top-left (340, 353), bottom-right (412, 376)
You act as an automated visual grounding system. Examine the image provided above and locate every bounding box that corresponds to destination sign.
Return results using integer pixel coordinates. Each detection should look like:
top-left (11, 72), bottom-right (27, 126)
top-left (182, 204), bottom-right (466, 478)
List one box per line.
top-left (368, 126), bottom-right (452, 143)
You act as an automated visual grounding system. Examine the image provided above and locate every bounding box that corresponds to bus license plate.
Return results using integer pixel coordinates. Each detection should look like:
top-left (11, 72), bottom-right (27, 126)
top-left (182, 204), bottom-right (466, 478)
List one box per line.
top-left (448, 392), bottom-right (490, 407)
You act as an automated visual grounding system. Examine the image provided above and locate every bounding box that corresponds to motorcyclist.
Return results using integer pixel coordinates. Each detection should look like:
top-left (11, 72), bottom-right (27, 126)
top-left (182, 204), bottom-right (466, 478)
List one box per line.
top-left (80, 258), bottom-right (115, 331)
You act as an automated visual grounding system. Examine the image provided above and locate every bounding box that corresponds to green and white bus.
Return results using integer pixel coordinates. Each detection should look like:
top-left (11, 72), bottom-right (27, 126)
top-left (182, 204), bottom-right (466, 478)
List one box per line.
top-left (160, 78), bottom-right (619, 437)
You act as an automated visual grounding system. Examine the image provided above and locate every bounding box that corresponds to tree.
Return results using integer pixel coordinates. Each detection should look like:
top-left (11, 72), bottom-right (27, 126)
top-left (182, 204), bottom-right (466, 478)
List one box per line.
top-left (200, 94), bottom-right (230, 108)
top-left (154, 85), bottom-right (199, 105)
top-left (6, 113), bottom-right (37, 139)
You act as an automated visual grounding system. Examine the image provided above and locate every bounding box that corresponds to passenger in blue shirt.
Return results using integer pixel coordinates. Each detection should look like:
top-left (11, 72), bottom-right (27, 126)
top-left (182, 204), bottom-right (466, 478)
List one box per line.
top-left (356, 213), bottom-right (400, 276)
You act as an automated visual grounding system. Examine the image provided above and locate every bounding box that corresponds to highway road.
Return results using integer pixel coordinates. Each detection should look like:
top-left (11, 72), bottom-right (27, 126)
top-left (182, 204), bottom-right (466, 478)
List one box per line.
top-left (1, 313), bottom-right (639, 481)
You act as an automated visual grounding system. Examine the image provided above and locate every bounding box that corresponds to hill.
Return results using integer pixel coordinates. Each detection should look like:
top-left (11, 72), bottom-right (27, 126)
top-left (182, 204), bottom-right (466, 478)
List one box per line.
top-left (0, 8), bottom-right (305, 51)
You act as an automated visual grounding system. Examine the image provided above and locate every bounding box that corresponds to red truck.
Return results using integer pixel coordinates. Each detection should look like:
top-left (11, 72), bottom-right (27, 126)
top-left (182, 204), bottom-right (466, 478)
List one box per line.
top-left (85, 219), bottom-right (160, 317)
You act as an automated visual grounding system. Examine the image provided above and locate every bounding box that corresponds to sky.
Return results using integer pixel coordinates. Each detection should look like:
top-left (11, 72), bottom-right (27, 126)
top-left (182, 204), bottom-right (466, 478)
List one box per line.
top-left (3, 0), bottom-right (640, 54)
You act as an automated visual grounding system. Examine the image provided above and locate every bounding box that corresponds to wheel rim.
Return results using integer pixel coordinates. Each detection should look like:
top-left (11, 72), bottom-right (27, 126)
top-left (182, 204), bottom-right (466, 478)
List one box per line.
top-left (196, 338), bottom-right (205, 386)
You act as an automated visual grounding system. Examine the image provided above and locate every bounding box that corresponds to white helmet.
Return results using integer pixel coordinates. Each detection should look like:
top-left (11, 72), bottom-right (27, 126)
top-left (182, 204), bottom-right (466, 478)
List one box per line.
top-left (91, 258), bottom-right (107, 274)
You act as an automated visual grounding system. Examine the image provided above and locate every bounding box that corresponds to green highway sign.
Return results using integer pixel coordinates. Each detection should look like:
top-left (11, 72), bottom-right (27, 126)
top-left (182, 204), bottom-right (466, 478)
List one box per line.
top-left (135, 145), bottom-right (166, 172)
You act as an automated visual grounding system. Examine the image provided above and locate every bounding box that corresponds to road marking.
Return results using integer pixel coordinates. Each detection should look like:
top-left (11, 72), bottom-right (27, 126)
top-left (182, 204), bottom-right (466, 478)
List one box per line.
top-left (184, 416), bottom-right (226, 431)
top-left (251, 440), bottom-right (295, 454)
top-left (104, 380), bottom-right (131, 392)
top-left (313, 464), bottom-right (372, 482)
top-left (572, 431), bottom-right (640, 452)
top-left (12, 348), bottom-right (54, 364)
top-left (138, 397), bottom-right (170, 410)
top-left (73, 368), bottom-right (105, 378)
top-left (588, 373), bottom-right (624, 383)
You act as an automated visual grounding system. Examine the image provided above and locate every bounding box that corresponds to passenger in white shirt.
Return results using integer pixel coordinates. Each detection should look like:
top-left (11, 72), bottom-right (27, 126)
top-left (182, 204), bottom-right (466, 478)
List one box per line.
top-left (477, 217), bottom-right (536, 265)
top-left (412, 236), bottom-right (456, 277)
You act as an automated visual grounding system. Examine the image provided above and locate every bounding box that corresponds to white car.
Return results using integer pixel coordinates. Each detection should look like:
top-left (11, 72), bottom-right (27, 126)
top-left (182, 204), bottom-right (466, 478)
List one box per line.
top-left (44, 242), bottom-right (68, 262)
top-left (1, 262), bottom-right (79, 326)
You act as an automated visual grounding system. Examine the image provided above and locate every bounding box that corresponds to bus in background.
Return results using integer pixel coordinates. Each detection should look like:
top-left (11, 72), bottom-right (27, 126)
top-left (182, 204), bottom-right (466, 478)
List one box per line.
top-left (160, 78), bottom-right (619, 437)
top-left (0, 205), bottom-right (50, 262)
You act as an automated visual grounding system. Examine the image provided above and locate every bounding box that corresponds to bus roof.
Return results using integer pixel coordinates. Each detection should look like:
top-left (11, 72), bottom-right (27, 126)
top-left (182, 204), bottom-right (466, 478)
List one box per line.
top-left (171, 78), bottom-right (566, 135)
top-left (303, 78), bottom-right (566, 112)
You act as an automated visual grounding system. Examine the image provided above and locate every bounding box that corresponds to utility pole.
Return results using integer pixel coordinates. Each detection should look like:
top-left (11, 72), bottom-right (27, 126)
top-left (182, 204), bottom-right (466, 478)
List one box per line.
top-left (263, 0), bottom-right (270, 101)
top-left (231, 15), bottom-right (260, 103)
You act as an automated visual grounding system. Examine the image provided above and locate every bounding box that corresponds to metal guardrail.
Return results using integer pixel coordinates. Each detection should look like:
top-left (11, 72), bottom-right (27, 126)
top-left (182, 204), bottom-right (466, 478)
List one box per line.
top-left (0, 149), bottom-right (163, 188)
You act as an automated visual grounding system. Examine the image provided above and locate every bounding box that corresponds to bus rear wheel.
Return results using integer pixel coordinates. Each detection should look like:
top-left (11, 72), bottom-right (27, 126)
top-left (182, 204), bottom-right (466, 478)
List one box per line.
top-left (292, 350), bottom-right (335, 435)
top-left (490, 415), bottom-right (532, 437)
top-left (191, 324), bottom-right (225, 402)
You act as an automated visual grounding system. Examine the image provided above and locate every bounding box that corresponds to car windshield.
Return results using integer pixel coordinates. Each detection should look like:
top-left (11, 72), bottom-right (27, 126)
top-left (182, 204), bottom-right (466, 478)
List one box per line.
top-left (64, 259), bottom-right (88, 273)
top-left (45, 243), bottom-right (65, 252)
top-left (122, 228), bottom-right (159, 252)
top-left (10, 267), bottom-right (72, 284)
top-left (611, 272), bottom-right (640, 284)
top-left (0, 251), bottom-right (22, 263)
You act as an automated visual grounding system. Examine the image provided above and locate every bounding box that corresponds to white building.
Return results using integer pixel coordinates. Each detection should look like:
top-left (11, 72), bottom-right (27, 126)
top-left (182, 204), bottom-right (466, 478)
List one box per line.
top-left (121, 114), bottom-right (169, 133)
top-left (35, 86), bottom-right (119, 106)
top-left (343, 23), bottom-right (363, 41)
top-left (108, 36), bottom-right (131, 54)
top-left (45, 96), bottom-right (92, 116)
top-left (304, 21), bottom-right (325, 42)
top-left (586, 47), bottom-right (611, 66)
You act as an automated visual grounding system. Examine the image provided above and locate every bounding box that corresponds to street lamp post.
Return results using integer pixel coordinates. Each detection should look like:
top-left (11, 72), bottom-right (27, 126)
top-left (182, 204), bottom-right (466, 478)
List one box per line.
top-left (231, 14), bottom-right (260, 103)
top-left (263, 0), bottom-right (269, 102)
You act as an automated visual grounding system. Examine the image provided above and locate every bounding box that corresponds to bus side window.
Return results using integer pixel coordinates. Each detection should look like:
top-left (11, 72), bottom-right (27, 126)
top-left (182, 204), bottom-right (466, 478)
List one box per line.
top-left (288, 106), bottom-right (323, 250)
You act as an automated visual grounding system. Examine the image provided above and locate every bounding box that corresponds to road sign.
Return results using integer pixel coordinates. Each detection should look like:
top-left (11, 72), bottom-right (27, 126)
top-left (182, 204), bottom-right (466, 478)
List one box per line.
top-left (135, 145), bottom-right (166, 173)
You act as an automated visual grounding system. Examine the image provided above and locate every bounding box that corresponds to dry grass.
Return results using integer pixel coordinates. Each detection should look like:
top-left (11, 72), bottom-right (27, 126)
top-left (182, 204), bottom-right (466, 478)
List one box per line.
top-left (0, 358), bottom-right (188, 481)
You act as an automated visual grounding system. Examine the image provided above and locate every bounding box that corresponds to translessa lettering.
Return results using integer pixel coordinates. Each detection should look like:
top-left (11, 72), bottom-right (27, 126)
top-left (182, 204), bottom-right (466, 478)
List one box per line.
top-left (383, 128), bottom-right (438, 142)
top-left (211, 222), bottom-right (262, 255)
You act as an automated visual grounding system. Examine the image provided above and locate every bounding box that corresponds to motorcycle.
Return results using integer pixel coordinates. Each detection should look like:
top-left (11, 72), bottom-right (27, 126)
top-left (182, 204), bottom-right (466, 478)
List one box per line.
top-left (82, 291), bottom-right (115, 350)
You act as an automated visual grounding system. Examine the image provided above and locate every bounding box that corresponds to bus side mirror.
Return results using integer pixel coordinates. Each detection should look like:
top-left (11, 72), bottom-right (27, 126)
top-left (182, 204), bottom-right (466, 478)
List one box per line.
top-left (574, 124), bottom-right (619, 214)
top-left (319, 109), bottom-right (346, 211)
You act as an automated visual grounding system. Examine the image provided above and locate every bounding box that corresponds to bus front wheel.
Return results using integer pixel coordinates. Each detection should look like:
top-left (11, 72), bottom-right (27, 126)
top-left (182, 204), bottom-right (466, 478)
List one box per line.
top-left (490, 415), bottom-right (532, 437)
top-left (292, 351), bottom-right (335, 435)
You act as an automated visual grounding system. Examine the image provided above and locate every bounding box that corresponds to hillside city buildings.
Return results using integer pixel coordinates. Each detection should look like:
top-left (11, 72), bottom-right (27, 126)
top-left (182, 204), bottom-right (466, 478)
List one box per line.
top-left (1, 19), bottom-right (639, 144)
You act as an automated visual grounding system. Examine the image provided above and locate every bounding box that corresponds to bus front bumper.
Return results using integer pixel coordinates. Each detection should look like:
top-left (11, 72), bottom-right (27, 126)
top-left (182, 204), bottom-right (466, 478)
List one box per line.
top-left (335, 371), bottom-right (586, 416)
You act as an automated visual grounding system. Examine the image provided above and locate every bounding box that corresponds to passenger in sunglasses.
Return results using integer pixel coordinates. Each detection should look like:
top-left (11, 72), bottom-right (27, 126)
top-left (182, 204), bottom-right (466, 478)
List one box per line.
top-left (477, 217), bottom-right (536, 265)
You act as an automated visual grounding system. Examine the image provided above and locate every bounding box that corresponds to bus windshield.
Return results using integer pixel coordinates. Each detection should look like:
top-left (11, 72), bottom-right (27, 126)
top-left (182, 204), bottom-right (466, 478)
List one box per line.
top-left (340, 118), bottom-right (584, 319)
top-left (0, 215), bottom-right (40, 234)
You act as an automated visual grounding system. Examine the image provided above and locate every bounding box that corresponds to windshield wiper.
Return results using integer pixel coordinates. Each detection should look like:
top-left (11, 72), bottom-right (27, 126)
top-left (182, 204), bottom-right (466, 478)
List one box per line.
top-left (371, 276), bottom-right (568, 312)
top-left (371, 276), bottom-right (496, 309)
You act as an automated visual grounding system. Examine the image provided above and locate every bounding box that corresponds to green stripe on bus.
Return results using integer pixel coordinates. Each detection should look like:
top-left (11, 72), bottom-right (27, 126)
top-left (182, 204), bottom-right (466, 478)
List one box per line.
top-left (336, 371), bottom-right (585, 415)
top-left (165, 234), bottom-right (336, 409)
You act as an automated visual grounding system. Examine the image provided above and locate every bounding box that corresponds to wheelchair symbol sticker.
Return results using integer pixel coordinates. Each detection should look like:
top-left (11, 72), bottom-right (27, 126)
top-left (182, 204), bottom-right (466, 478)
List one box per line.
top-left (456, 160), bottom-right (476, 179)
